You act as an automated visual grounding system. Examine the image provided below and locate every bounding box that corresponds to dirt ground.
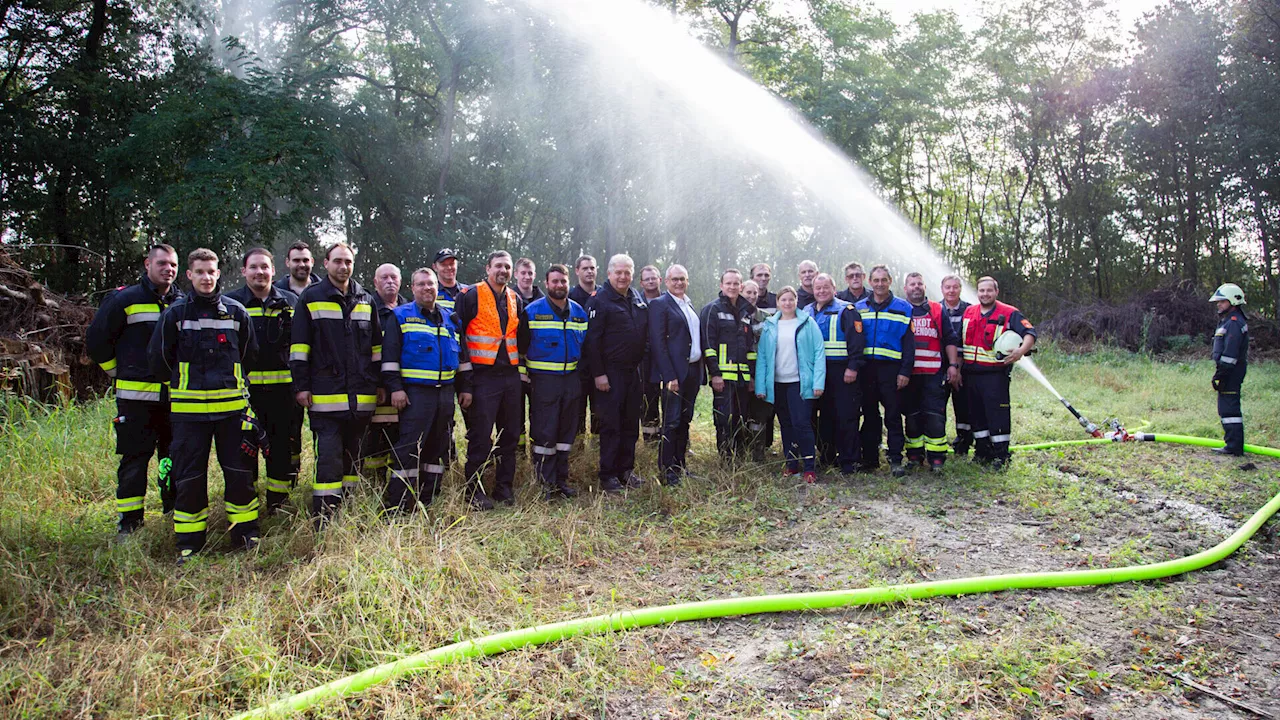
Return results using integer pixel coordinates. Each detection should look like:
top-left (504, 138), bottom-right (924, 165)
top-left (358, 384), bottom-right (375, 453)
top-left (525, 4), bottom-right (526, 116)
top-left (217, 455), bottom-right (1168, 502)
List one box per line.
top-left (586, 447), bottom-right (1280, 718)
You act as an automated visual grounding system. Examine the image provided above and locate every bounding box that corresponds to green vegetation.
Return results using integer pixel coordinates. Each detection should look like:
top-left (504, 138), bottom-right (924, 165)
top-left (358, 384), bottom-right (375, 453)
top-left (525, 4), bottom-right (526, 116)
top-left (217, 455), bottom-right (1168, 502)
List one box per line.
top-left (2, 349), bottom-right (1278, 718)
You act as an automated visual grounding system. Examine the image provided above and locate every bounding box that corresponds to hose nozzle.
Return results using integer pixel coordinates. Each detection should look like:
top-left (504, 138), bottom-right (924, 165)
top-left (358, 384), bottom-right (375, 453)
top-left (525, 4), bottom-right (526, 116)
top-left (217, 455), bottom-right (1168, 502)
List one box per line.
top-left (1060, 398), bottom-right (1103, 437)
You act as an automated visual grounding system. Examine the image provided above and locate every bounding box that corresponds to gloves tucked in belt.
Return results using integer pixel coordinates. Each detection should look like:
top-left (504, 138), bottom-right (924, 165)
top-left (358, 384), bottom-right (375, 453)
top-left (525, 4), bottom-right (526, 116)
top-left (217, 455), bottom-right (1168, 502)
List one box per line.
top-left (1212, 367), bottom-right (1227, 391)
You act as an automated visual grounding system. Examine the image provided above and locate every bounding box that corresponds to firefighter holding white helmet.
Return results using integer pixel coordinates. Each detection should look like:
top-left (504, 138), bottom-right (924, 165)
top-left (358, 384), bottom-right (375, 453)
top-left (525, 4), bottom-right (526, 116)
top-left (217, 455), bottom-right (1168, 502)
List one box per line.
top-left (1210, 283), bottom-right (1249, 456)
top-left (959, 276), bottom-right (1037, 469)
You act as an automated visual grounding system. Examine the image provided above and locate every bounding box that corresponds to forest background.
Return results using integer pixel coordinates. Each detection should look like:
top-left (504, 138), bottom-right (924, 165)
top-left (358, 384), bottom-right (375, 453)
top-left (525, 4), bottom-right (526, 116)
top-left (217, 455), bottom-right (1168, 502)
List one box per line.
top-left (3, 0), bottom-right (1279, 323)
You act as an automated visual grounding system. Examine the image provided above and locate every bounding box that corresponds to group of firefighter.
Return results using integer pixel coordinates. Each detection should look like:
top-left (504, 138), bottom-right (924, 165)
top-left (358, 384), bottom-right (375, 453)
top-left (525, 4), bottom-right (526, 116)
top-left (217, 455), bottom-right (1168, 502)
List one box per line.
top-left (86, 242), bottom-right (1251, 564)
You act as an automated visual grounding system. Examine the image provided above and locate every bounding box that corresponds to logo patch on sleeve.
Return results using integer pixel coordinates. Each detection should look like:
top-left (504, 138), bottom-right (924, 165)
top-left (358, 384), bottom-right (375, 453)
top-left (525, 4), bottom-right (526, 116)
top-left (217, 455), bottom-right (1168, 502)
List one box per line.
top-left (1021, 319), bottom-right (1033, 329)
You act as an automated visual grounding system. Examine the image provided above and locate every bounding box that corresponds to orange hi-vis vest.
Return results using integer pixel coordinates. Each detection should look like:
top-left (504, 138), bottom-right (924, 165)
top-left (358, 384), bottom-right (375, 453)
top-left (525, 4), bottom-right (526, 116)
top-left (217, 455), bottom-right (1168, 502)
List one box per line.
top-left (911, 301), bottom-right (945, 375)
top-left (466, 281), bottom-right (519, 366)
top-left (961, 300), bottom-right (1017, 368)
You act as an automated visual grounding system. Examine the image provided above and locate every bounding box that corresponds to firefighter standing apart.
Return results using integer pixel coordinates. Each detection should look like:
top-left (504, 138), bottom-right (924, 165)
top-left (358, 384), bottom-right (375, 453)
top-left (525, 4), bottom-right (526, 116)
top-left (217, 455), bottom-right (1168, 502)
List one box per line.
top-left (87, 244), bottom-right (181, 539)
top-left (1210, 283), bottom-right (1249, 456)
top-left (960, 276), bottom-right (1036, 469)
top-left (291, 243), bottom-right (382, 521)
top-left (381, 267), bottom-right (460, 511)
top-left (148, 248), bottom-right (258, 564)
top-left (902, 272), bottom-right (961, 472)
top-left (519, 264), bottom-right (587, 499)
top-left (227, 248), bottom-right (299, 513)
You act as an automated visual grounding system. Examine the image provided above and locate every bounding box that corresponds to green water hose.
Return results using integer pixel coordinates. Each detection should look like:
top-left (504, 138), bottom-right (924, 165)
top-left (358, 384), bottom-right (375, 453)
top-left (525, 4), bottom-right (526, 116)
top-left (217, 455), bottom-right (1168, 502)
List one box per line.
top-left (231, 434), bottom-right (1280, 719)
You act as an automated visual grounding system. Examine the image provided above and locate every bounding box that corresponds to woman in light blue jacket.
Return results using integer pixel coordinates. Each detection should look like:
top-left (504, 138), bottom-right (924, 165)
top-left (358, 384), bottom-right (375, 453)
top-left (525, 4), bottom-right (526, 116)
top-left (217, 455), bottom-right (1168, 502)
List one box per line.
top-left (754, 286), bottom-right (827, 482)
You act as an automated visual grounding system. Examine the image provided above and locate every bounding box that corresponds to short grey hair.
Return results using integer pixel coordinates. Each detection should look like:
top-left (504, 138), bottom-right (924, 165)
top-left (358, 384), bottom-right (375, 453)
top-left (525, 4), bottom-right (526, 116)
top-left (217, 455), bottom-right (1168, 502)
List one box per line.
top-left (607, 253), bottom-right (635, 273)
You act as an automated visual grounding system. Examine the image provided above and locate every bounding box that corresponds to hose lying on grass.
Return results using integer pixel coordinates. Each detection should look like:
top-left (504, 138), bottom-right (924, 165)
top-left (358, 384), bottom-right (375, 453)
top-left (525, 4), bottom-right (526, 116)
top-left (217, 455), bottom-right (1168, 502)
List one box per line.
top-left (231, 434), bottom-right (1280, 719)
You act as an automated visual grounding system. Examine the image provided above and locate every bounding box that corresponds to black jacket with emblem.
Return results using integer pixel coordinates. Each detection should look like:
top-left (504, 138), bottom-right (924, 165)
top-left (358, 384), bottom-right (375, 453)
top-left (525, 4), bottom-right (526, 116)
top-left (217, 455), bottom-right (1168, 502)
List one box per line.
top-left (147, 290), bottom-right (257, 422)
top-left (700, 292), bottom-right (757, 383)
top-left (87, 274), bottom-right (181, 402)
top-left (1213, 308), bottom-right (1249, 379)
top-left (226, 284), bottom-right (298, 388)
top-left (289, 277), bottom-right (383, 416)
top-left (583, 282), bottom-right (648, 377)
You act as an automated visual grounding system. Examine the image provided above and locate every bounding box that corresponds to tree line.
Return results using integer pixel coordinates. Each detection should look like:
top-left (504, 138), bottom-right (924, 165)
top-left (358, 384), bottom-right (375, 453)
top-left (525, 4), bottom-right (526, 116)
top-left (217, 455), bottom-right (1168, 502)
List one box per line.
top-left (2, 0), bottom-right (1278, 318)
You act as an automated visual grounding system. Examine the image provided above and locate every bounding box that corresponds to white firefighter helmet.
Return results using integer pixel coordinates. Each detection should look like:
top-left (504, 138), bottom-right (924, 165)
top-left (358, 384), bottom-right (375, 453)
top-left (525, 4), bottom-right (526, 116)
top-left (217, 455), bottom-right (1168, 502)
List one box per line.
top-left (1209, 283), bottom-right (1246, 306)
top-left (993, 330), bottom-right (1023, 360)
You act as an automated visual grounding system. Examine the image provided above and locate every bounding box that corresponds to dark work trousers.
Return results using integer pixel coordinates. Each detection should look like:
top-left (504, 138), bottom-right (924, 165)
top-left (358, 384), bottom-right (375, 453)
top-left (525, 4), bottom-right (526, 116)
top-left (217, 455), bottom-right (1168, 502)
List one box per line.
top-left (641, 380), bottom-right (662, 446)
top-left (746, 395), bottom-right (773, 461)
top-left (529, 372), bottom-right (583, 489)
top-left (659, 369), bottom-right (700, 482)
top-left (814, 363), bottom-right (861, 472)
top-left (247, 384), bottom-right (299, 510)
top-left (464, 367), bottom-right (523, 501)
top-left (712, 379), bottom-right (752, 460)
top-left (309, 412), bottom-right (372, 516)
top-left (904, 372), bottom-right (951, 467)
top-left (965, 370), bottom-right (1012, 462)
top-left (943, 381), bottom-right (972, 455)
top-left (112, 398), bottom-right (173, 530)
top-left (860, 362), bottom-right (906, 467)
top-left (290, 404), bottom-right (304, 480)
top-left (596, 365), bottom-right (643, 481)
top-left (1217, 368), bottom-right (1246, 454)
top-left (363, 405), bottom-right (399, 482)
top-left (775, 382), bottom-right (817, 472)
top-left (577, 374), bottom-right (600, 436)
top-left (171, 415), bottom-right (259, 553)
top-left (519, 380), bottom-right (531, 451)
top-left (387, 384), bottom-right (454, 511)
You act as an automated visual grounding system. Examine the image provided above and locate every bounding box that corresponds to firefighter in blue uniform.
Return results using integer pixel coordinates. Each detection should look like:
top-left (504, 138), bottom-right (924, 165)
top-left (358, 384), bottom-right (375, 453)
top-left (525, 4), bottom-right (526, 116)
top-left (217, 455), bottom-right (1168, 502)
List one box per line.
top-left (227, 248), bottom-right (299, 513)
top-left (381, 267), bottom-right (459, 511)
top-left (519, 264), bottom-right (587, 499)
top-left (856, 265), bottom-right (914, 477)
top-left (148, 248), bottom-right (258, 564)
top-left (584, 254), bottom-right (649, 492)
top-left (87, 244), bottom-right (181, 538)
top-left (1210, 283), bottom-right (1249, 456)
top-left (806, 273), bottom-right (866, 475)
top-left (290, 243), bottom-right (382, 520)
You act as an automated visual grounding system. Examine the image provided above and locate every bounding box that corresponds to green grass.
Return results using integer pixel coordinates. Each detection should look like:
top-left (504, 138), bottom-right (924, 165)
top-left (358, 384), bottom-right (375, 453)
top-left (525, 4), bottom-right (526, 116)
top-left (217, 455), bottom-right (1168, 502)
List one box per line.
top-left (1, 347), bottom-right (1278, 718)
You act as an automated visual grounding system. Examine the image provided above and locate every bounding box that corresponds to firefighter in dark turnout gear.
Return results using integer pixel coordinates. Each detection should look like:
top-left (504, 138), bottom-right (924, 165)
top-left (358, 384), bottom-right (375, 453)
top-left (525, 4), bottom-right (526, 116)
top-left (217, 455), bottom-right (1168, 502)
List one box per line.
top-left (364, 264), bottom-right (406, 481)
top-left (584, 254), bottom-right (649, 492)
top-left (570, 254), bottom-right (601, 438)
top-left (805, 273), bottom-right (866, 474)
top-left (291, 244), bottom-right (383, 519)
top-left (856, 266), bottom-right (915, 476)
top-left (381, 268), bottom-right (460, 511)
top-left (456, 251), bottom-right (527, 509)
top-left (433, 248), bottom-right (471, 464)
top-left (960, 276), bottom-right (1036, 468)
top-left (86, 244), bottom-right (181, 537)
top-left (701, 269), bottom-right (757, 461)
top-left (902, 273), bottom-right (961, 472)
top-left (148, 248), bottom-right (258, 563)
top-left (518, 264), bottom-right (587, 499)
top-left (227, 249), bottom-right (299, 513)
top-left (1210, 283), bottom-right (1249, 456)
top-left (940, 276), bottom-right (972, 455)
top-left (273, 242), bottom-right (317, 485)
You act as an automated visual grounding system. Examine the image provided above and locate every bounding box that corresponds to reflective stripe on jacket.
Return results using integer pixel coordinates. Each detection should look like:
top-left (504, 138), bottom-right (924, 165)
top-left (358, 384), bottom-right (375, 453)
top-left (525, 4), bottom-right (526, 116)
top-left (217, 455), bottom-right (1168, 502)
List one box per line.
top-left (289, 277), bottom-right (381, 415)
top-left (524, 297), bottom-right (588, 374)
top-left (86, 274), bottom-right (180, 402)
top-left (147, 292), bottom-right (256, 421)
top-left (382, 302), bottom-right (460, 391)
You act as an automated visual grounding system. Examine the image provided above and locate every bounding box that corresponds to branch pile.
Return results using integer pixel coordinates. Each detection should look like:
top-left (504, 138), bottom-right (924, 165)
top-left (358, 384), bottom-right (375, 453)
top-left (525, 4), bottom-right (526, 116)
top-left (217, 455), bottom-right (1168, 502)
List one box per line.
top-left (1042, 283), bottom-right (1280, 355)
top-left (0, 248), bottom-right (107, 402)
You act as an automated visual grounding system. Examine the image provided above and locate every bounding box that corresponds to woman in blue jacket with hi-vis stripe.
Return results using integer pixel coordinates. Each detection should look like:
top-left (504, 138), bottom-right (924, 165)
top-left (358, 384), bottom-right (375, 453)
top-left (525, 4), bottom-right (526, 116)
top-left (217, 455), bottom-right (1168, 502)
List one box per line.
top-left (754, 286), bottom-right (827, 483)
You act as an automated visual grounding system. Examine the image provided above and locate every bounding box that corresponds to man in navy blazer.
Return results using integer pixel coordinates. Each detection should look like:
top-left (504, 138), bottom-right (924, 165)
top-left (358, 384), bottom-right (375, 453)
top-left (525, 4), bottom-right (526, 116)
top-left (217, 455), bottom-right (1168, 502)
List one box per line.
top-left (648, 264), bottom-right (704, 486)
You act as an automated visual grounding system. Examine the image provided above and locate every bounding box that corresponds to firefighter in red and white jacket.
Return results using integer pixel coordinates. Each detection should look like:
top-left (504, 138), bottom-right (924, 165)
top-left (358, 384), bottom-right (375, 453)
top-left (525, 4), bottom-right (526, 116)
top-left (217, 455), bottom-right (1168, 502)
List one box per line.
top-left (960, 276), bottom-right (1036, 469)
top-left (902, 273), bottom-right (961, 472)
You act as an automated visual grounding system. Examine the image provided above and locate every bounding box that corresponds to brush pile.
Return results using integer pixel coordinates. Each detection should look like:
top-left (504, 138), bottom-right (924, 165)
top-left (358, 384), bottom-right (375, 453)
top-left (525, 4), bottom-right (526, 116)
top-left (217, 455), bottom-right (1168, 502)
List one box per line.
top-left (0, 248), bottom-right (107, 403)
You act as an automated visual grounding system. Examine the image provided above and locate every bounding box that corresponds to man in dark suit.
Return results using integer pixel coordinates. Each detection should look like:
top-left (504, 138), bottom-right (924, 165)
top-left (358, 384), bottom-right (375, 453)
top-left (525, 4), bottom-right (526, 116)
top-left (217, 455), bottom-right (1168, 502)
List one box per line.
top-left (648, 264), bottom-right (703, 486)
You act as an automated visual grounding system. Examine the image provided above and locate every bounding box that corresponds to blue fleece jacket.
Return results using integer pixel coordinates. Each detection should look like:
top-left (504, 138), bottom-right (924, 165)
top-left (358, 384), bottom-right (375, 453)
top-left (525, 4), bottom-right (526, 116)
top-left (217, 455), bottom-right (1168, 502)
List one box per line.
top-left (754, 311), bottom-right (827, 403)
